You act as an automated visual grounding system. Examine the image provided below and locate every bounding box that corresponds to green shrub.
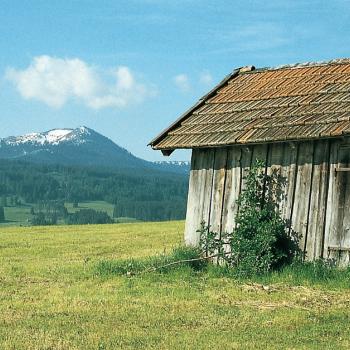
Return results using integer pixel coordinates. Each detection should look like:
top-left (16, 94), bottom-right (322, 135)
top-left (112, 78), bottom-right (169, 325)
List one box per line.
top-left (199, 160), bottom-right (301, 277)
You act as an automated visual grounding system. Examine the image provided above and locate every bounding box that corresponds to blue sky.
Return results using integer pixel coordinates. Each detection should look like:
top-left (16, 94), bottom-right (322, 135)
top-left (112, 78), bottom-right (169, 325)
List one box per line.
top-left (0, 0), bottom-right (349, 161)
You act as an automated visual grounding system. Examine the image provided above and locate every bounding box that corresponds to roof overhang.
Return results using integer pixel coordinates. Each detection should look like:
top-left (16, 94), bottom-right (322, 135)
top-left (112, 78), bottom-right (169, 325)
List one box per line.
top-left (148, 68), bottom-right (241, 153)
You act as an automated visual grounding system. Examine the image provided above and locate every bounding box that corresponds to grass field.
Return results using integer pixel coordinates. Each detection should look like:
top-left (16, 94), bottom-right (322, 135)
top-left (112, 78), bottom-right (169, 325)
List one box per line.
top-left (1, 221), bottom-right (350, 349)
top-left (3, 205), bottom-right (33, 226)
top-left (1, 201), bottom-right (138, 226)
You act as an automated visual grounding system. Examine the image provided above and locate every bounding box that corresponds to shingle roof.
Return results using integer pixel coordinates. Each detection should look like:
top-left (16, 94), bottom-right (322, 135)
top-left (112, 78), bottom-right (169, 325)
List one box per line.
top-left (150, 59), bottom-right (350, 151)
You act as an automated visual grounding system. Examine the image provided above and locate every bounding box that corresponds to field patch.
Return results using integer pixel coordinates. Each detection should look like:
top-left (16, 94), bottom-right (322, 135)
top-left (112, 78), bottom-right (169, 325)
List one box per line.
top-left (0, 221), bottom-right (349, 349)
top-left (0, 201), bottom-right (140, 227)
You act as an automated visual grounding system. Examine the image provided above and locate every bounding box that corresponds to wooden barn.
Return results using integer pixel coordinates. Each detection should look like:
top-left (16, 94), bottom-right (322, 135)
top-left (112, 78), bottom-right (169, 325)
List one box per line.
top-left (150, 59), bottom-right (350, 264)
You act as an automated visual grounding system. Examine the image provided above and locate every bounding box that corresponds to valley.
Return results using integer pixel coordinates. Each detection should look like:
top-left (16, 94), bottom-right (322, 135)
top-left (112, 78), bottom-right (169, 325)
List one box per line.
top-left (2, 201), bottom-right (139, 227)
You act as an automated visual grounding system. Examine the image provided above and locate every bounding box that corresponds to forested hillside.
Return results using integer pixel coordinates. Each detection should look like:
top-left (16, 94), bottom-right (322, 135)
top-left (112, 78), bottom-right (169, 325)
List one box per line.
top-left (0, 160), bottom-right (188, 221)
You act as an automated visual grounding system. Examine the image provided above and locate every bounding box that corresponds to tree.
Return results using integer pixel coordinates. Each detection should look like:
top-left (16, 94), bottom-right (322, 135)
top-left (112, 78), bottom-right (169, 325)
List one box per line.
top-left (0, 207), bottom-right (5, 222)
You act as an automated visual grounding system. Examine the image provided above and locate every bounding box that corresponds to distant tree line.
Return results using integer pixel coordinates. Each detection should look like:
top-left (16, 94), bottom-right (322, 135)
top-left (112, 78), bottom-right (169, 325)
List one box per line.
top-left (31, 200), bottom-right (67, 225)
top-left (0, 160), bottom-right (188, 222)
top-left (66, 209), bottom-right (113, 225)
top-left (113, 200), bottom-right (185, 221)
top-left (30, 200), bottom-right (113, 225)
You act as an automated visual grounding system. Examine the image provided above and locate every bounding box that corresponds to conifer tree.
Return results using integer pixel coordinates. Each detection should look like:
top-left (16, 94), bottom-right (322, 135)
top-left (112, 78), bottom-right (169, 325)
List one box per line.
top-left (0, 207), bottom-right (5, 223)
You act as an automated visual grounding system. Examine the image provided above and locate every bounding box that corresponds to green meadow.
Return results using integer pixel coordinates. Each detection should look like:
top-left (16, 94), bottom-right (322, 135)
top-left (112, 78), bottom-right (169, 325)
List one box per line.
top-left (2, 201), bottom-right (138, 227)
top-left (0, 221), bottom-right (350, 349)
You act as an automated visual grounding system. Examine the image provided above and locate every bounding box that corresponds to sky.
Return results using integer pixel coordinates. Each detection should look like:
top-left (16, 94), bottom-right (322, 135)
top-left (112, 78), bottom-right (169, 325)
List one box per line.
top-left (0, 0), bottom-right (350, 161)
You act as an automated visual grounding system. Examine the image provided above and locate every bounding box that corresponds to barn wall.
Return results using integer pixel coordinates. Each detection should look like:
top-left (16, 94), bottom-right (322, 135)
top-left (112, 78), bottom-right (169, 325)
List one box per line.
top-left (184, 138), bottom-right (350, 263)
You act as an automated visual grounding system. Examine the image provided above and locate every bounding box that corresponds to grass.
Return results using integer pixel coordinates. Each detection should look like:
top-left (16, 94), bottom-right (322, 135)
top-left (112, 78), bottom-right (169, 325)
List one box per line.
top-left (0, 221), bottom-right (350, 349)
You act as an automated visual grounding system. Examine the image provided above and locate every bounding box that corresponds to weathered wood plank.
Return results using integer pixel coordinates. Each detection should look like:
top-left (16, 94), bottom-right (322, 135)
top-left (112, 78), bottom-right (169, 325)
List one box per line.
top-left (338, 139), bottom-right (350, 266)
top-left (266, 143), bottom-right (285, 211)
top-left (267, 143), bottom-right (298, 225)
top-left (240, 145), bottom-right (253, 192)
top-left (208, 148), bottom-right (228, 262)
top-left (184, 149), bottom-right (202, 246)
top-left (305, 140), bottom-right (330, 260)
top-left (340, 145), bottom-right (350, 265)
top-left (281, 145), bottom-right (298, 225)
top-left (324, 139), bottom-right (350, 264)
top-left (290, 141), bottom-right (314, 255)
top-left (221, 146), bottom-right (242, 234)
top-left (209, 148), bottom-right (228, 233)
top-left (324, 140), bottom-right (339, 260)
top-left (184, 148), bottom-right (215, 246)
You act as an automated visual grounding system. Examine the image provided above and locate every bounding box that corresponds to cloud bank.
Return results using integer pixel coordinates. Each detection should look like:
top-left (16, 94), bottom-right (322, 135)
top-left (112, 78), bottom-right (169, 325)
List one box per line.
top-left (6, 55), bottom-right (154, 109)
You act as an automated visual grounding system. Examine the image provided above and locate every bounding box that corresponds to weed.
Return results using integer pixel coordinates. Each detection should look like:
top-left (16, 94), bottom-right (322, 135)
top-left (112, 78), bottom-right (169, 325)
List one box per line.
top-left (95, 245), bottom-right (205, 276)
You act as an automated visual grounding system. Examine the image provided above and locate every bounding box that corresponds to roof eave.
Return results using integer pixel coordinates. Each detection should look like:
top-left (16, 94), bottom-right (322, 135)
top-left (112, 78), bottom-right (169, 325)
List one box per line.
top-left (152, 133), bottom-right (350, 151)
top-left (148, 68), bottom-right (241, 149)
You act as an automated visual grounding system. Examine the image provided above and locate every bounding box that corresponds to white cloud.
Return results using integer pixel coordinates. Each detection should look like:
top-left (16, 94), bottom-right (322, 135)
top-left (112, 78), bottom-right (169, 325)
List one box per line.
top-left (173, 74), bottom-right (191, 92)
top-left (6, 55), bottom-right (154, 109)
top-left (199, 71), bottom-right (213, 85)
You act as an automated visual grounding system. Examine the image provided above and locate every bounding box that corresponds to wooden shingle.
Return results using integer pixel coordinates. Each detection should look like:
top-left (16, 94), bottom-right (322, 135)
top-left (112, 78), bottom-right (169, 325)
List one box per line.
top-left (150, 59), bottom-right (350, 152)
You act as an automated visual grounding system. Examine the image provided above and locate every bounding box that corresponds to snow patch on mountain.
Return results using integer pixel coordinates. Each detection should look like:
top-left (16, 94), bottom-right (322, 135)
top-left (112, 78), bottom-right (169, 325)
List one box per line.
top-left (45, 129), bottom-right (72, 143)
top-left (2, 126), bottom-right (91, 146)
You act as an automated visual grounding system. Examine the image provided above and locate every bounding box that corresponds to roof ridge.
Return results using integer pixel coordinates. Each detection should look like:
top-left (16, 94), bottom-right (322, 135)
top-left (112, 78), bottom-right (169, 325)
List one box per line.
top-left (242, 58), bottom-right (350, 74)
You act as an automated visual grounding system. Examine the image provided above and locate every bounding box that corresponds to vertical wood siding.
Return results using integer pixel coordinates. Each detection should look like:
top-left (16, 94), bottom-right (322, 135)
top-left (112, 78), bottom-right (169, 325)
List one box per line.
top-left (184, 148), bottom-right (214, 246)
top-left (306, 140), bottom-right (330, 260)
top-left (221, 147), bottom-right (241, 234)
top-left (324, 140), bottom-right (350, 264)
top-left (185, 138), bottom-right (350, 263)
top-left (290, 141), bottom-right (314, 254)
top-left (209, 148), bottom-right (228, 233)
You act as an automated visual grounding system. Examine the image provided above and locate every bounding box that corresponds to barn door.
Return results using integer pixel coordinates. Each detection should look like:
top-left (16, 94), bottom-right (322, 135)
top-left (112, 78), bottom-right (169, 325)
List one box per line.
top-left (326, 142), bottom-right (350, 265)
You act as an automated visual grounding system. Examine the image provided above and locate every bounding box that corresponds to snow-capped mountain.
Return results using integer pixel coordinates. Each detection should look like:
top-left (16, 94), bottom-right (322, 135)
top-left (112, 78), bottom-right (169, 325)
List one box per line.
top-left (4, 126), bottom-right (91, 146)
top-left (0, 127), bottom-right (189, 173)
